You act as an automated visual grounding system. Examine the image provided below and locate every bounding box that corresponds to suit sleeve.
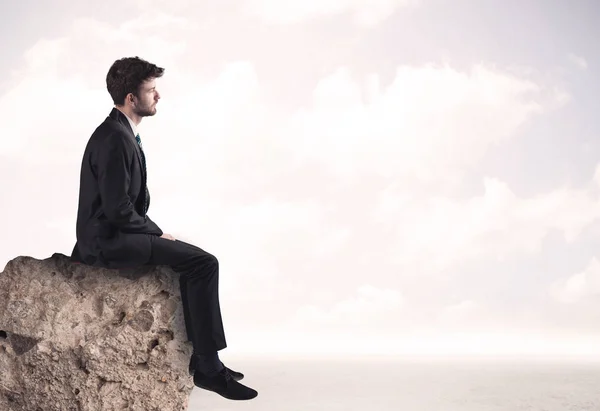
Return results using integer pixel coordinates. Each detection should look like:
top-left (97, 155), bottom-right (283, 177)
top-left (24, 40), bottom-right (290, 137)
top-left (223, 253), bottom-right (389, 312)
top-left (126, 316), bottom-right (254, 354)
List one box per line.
top-left (96, 134), bottom-right (163, 235)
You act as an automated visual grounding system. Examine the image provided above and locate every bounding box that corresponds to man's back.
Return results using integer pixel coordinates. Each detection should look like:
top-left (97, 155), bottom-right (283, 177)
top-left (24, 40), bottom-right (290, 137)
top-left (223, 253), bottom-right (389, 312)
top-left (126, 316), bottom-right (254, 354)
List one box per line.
top-left (71, 108), bottom-right (162, 268)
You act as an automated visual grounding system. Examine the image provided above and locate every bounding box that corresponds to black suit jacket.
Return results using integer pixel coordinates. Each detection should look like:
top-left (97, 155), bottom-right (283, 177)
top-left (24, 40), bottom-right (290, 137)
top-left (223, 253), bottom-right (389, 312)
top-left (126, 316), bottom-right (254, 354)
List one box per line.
top-left (70, 108), bottom-right (163, 268)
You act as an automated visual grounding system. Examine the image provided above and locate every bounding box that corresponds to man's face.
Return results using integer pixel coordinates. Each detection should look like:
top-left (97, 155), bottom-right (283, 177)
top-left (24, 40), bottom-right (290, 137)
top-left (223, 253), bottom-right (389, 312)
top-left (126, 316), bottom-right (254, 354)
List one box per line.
top-left (132, 78), bottom-right (160, 117)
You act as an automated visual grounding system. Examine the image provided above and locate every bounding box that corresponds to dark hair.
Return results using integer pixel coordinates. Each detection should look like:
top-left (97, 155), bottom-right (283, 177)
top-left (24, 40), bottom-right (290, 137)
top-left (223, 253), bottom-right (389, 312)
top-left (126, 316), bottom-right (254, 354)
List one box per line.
top-left (106, 56), bottom-right (165, 105)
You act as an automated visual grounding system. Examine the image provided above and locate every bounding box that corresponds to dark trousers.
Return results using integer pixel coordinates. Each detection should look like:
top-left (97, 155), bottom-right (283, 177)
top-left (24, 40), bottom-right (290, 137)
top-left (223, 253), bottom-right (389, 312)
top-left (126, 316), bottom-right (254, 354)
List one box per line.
top-left (146, 235), bottom-right (227, 353)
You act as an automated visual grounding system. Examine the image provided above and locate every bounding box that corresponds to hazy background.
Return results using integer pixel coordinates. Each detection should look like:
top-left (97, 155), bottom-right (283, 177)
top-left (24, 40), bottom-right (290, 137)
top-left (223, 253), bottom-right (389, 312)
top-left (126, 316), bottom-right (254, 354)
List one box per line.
top-left (2, 0), bottom-right (600, 360)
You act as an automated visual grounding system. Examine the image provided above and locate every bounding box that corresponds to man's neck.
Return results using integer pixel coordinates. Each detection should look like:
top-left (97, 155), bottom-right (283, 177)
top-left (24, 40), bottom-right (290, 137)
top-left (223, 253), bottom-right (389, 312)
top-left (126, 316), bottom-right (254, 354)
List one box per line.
top-left (115, 106), bottom-right (140, 138)
top-left (115, 105), bottom-right (141, 126)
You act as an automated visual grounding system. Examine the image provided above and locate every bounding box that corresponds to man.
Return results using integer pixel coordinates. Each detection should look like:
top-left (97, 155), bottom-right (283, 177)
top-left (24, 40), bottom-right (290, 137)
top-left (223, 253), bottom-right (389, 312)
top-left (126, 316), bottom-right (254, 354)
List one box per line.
top-left (70, 56), bottom-right (257, 401)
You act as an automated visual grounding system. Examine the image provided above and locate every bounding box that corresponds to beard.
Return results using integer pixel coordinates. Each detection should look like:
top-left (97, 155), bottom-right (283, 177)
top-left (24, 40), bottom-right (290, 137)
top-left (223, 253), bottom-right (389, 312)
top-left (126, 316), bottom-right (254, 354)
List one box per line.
top-left (133, 102), bottom-right (157, 117)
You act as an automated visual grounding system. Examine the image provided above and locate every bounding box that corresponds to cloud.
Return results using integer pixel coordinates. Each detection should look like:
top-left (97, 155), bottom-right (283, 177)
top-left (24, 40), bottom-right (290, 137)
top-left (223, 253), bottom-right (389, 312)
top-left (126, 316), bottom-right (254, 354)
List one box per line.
top-left (550, 257), bottom-right (600, 304)
top-left (438, 300), bottom-right (479, 325)
top-left (4, 6), bottom-right (595, 356)
top-left (3, 32), bottom-right (579, 298)
top-left (375, 175), bottom-right (600, 273)
top-left (568, 53), bottom-right (588, 70)
top-left (141, 60), bottom-right (576, 306)
top-left (283, 63), bottom-right (563, 181)
top-left (243, 0), bottom-right (419, 27)
top-left (289, 284), bottom-right (403, 327)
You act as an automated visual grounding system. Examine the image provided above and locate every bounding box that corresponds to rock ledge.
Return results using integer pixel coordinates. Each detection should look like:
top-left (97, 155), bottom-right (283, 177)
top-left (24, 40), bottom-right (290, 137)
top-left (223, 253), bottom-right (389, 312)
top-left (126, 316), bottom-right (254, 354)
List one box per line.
top-left (0, 253), bottom-right (193, 411)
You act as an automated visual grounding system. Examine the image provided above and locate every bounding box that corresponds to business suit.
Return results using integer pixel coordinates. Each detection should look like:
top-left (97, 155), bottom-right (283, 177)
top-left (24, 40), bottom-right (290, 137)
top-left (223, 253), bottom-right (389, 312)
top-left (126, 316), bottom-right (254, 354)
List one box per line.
top-left (70, 107), bottom-right (227, 353)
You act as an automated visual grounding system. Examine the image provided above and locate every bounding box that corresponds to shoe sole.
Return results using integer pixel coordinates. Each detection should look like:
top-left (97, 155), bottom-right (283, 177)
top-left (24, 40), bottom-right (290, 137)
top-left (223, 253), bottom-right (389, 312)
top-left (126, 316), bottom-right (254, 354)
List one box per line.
top-left (194, 382), bottom-right (258, 400)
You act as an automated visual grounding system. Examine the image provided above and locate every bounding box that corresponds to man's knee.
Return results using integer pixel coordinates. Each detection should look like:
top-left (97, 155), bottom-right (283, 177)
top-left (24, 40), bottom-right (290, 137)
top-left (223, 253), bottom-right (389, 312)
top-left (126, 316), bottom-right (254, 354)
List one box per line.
top-left (190, 252), bottom-right (218, 275)
top-left (206, 253), bottom-right (218, 270)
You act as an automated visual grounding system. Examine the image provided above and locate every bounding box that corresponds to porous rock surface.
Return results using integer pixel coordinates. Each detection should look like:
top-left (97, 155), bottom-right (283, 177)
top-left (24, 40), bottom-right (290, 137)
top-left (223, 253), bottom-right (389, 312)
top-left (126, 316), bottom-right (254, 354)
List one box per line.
top-left (0, 253), bottom-right (194, 411)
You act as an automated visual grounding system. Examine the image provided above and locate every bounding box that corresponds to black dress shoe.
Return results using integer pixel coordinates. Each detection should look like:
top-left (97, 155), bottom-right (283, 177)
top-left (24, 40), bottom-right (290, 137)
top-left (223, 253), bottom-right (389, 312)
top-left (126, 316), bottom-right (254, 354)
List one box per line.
top-left (189, 356), bottom-right (244, 381)
top-left (193, 367), bottom-right (258, 400)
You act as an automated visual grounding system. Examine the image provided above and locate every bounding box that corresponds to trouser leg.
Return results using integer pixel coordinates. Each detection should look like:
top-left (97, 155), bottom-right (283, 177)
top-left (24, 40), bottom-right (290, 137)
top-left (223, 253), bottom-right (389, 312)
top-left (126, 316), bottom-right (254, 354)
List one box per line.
top-left (146, 235), bottom-right (227, 353)
top-left (179, 276), bottom-right (193, 342)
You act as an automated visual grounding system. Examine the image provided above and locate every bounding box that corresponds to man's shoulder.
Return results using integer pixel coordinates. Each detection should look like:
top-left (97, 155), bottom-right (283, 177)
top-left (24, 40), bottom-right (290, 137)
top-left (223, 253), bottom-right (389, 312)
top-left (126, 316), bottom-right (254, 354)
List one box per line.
top-left (90, 116), bottom-right (131, 142)
top-left (94, 115), bottom-right (128, 135)
top-left (86, 121), bottom-right (135, 156)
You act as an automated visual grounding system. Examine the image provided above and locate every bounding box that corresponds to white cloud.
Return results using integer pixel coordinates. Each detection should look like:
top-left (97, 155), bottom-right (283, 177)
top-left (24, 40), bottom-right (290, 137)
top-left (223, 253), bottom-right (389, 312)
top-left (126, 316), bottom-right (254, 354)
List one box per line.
top-left (243, 0), bottom-right (419, 27)
top-left (4, 5), bottom-right (598, 357)
top-left (438, 300), bottom-right (479, 325)
top-left (284, 64), bottom-right (557, 180)
top-left (568, 53), bottom-right (588, 70)
top-left (592, 164), bottom-right (600, 188)
top-left (550, 257), bottom-right (600, 304)
top-left (4, 34), bottom-right (582, 302)
top-left (376, 175), bottom-right (600, 273)
top-left (228, 327), bottom-right (600, 357)
top-left (289, 284), bottom-right (403, 327)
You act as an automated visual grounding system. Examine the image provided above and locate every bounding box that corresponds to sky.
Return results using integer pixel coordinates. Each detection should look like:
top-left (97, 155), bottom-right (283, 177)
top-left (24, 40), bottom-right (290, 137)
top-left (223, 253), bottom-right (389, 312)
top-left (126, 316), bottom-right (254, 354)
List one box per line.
top-left (2, 0), bottom-right (600, 358)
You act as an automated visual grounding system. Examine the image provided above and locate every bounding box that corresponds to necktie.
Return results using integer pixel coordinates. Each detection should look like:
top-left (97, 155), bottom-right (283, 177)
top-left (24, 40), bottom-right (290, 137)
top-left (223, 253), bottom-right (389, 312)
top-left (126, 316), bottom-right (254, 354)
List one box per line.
top-left (135, 133), bottom-right (150, 215)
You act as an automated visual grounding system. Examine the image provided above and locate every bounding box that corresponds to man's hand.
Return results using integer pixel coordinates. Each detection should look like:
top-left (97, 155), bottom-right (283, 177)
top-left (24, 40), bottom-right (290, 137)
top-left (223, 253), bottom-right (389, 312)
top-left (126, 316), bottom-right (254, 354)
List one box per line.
top-left (160, 233), bottom-right (176, 241)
